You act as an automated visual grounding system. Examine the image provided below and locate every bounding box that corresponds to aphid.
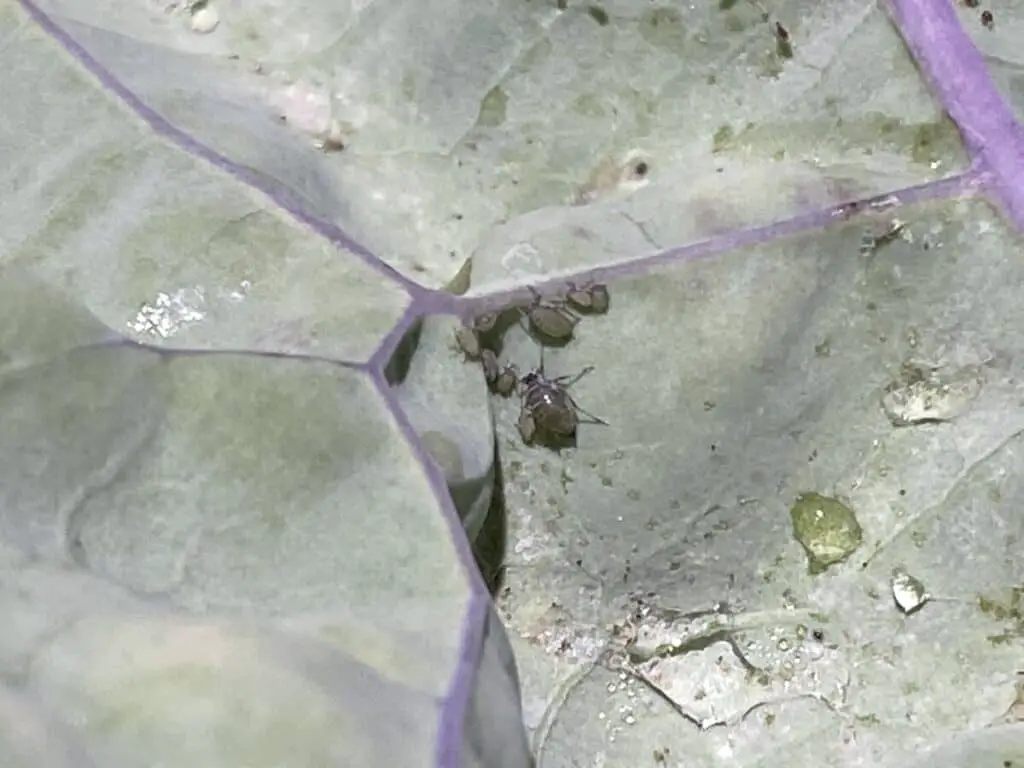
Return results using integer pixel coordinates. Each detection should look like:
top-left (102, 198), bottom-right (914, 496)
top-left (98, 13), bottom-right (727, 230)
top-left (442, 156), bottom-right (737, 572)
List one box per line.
top-left (454, 324), bottom-right (481, 359)
top-left (480, 348), bottom-right (499, 381)
top-left (314, 119), bottom-right (346, 153)
top-left (453, 311), bottom-right (501, 361)
top-left (860, 218), bottom-right (906, 255)
top-left (832, 200), bottom-right (862, 220)
top-left (565, 281), bottom-right (611, 314)
top-left (472, 311), bottom-right (499, 334)
top-left (480, 350), bottom-right (518, 397)
top-left (981, 9), bottom-right (993, 27)
top-left (517, 354), bottom-right (607, 446)
top-left (575, 150), bottom-right (653, 205)
top-left (493, 366), bottom-right (518, 397)
top-left (523, 288), bottom-right (579, 342)
top-left (774, 21), bottom-right (793, 59)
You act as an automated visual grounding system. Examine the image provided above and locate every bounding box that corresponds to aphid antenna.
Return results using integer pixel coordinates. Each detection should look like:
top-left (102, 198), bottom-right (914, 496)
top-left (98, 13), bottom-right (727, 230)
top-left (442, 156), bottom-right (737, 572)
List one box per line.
top-left (515, 312), bottom-right (533, 340)
top-left (555, 366), bottom-right (594, 389)
top-left (538, 343), bottom-right (546, 376)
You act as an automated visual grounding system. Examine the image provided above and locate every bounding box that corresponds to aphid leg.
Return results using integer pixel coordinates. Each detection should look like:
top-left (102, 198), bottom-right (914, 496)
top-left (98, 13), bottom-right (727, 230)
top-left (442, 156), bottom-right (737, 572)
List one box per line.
top-left (567, 394), bottom-right (609, 426)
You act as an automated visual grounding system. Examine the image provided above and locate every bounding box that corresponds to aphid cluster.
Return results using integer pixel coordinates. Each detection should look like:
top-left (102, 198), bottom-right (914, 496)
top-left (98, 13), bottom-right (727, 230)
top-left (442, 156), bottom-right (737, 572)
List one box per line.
top-left (962, 0), bottom-right (994, 27)
top-left (523, 281), bottom-right (609, 344)
top-left (453, 280), bottom-right (611, 449)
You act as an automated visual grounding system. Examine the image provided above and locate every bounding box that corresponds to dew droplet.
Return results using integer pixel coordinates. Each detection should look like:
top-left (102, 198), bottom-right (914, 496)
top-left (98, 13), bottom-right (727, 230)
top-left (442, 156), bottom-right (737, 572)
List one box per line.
top-left (190, 5), bottom-right (219, 33)
top-left (891, 566), bottom-right (930, 615)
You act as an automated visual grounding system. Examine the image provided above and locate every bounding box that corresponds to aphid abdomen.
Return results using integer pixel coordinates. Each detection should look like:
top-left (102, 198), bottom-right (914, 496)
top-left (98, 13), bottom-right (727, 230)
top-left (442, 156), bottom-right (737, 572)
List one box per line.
top-left (528, 305), bottom-right (577, 340)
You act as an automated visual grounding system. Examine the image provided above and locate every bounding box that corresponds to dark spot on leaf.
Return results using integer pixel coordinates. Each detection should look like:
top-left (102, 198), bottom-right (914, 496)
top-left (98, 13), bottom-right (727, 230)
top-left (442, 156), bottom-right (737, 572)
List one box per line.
top-left (587, 5), bottom-right (609, 25)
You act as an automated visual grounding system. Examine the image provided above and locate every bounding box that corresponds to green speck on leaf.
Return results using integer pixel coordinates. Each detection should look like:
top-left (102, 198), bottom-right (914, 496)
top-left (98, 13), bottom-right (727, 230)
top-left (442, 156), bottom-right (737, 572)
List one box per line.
top-left (724, 14), bottom-right (744, 32)
top-left (712, 124), bottom-right (733, 153)
top-left (587, 5), bottom-right (609, 25)
top-left (790, 492), bottom-right (863, 575)
top-left (572, 93), bottom-right (605, 117)
top-left (759, 50), bottom-right (784, 79)
top-left (877, 116), bottom-right (902, 135)
top-left (979, 594), bottom-right (1006, 619)
top-left (639, 7), bottom-right (685, 49)
top-left (978, 590), bottom-right (1024, 622)
top-left (977, 588), bottom-right (1024, 645)
top-left (911, 122), bottom-right (946, 164)
top-left (477, 85), bottom-right (508, 128)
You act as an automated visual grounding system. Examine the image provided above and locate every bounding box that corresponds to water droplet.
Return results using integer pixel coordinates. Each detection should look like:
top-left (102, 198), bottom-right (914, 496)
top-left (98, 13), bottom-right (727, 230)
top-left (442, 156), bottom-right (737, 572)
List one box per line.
top-left (891, 566), bottom-right (930, 615)
top-left (190, 5), bottom-right (219, 33)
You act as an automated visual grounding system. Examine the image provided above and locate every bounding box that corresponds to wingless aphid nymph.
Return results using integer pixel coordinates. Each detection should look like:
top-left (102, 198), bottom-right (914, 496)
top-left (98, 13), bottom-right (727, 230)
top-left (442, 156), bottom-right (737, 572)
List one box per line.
top-left (523, 287), bottom-right (580, 342)
top-left (565, 281), bottom-right (610, 314)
